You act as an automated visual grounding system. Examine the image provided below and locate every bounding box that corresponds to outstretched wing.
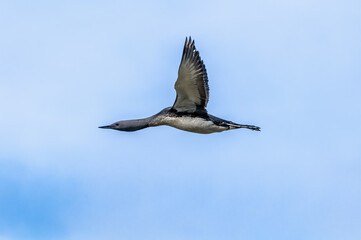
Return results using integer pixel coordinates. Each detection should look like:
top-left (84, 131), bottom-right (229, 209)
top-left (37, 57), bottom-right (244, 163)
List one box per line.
top-left (172, 37), bottom-right (209, 113)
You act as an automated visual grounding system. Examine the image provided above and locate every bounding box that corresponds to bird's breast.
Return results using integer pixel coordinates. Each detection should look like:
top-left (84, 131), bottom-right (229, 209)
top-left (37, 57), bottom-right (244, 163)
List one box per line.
top-left (160, 116), bottom-right (227, 134)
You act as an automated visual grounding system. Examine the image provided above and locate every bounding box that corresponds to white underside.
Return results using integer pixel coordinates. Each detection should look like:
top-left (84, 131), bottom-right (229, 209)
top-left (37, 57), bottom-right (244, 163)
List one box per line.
top-left (159, 116), bottom-right (228, 134)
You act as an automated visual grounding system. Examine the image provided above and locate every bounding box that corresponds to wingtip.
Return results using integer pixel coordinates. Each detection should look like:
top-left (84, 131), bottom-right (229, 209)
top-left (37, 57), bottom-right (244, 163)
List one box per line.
top-left (185, 36), bottom-right (194, 43)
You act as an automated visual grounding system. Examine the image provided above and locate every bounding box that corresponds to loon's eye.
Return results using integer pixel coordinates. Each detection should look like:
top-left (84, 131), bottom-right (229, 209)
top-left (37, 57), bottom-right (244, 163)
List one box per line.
top-left (115, 123), bottom-right (119, 126)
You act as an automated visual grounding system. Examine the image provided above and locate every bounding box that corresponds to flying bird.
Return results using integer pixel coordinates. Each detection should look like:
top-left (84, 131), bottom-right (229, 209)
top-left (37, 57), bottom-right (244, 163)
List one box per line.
top-left (99, 37), bottom-right (260, 134)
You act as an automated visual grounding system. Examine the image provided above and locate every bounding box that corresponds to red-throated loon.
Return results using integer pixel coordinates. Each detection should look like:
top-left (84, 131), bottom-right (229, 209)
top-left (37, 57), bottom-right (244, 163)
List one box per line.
top-left (99, 37), bottom-right (260, 134)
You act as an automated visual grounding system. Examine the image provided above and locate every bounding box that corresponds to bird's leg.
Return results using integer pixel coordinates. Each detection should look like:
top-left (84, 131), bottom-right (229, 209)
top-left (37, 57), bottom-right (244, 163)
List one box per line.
top-left (238, 124), bottom-right (261, 131)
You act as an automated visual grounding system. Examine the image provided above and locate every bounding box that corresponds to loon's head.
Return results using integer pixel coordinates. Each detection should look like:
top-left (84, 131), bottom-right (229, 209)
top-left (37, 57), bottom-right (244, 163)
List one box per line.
top-left (99, 119), bottom-right (150, 132)
top-left (99, 121), bottom-right (121, 130)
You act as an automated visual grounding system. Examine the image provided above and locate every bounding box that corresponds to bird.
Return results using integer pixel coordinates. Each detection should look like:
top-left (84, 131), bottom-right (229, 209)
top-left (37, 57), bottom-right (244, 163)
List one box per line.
top-left (99, 37), bottom-right (260, 134)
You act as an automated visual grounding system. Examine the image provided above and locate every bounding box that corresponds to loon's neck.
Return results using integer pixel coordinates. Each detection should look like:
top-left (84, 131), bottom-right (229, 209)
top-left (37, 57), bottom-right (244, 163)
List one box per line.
top-left (113, 116), bottom-right (155, 132)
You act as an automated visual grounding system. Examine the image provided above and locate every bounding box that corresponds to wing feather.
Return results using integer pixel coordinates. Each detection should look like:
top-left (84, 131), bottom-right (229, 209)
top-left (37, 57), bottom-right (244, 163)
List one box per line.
top-left (172, 37), bottom-right (209, 113)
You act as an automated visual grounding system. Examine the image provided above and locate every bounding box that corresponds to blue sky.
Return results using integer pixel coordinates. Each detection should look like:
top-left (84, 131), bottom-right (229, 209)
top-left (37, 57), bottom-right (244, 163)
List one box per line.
top-left (1, 0), bottom-right (361, 239)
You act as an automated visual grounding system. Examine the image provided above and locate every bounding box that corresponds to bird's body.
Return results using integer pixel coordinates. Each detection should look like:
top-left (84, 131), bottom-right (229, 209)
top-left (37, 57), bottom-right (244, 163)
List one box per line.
top-left (151, 108), bottom-right (228, 134)
top-left (159, 114), bottom-right (227, 134)
top-left (100, 37), bottom-right (260, 134)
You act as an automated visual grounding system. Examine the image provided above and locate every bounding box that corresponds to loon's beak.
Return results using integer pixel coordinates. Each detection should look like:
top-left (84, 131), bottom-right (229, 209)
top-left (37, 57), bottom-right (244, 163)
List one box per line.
top-left (99, 125), bottom-right (111, 129)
